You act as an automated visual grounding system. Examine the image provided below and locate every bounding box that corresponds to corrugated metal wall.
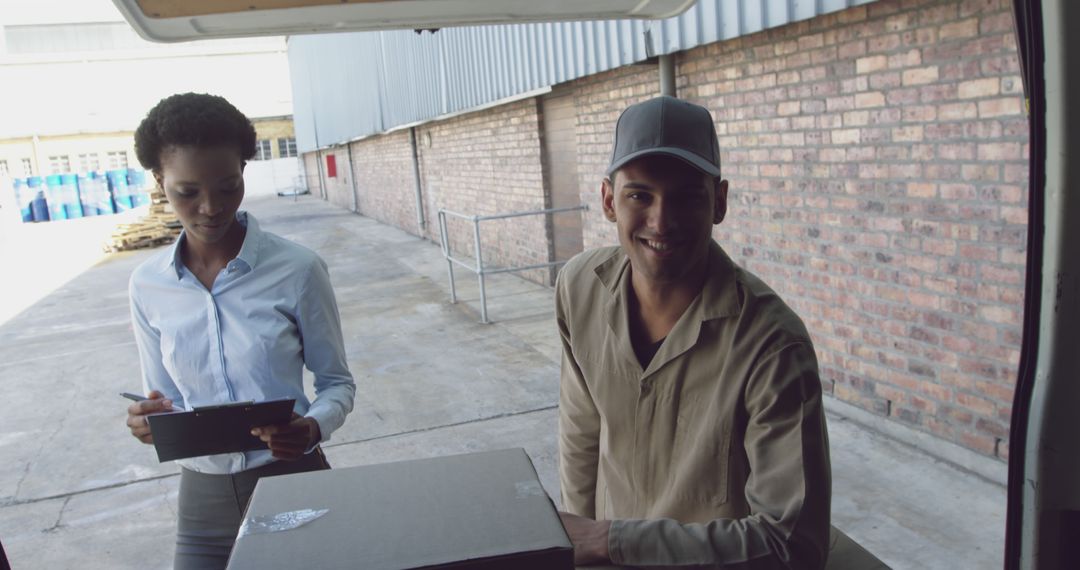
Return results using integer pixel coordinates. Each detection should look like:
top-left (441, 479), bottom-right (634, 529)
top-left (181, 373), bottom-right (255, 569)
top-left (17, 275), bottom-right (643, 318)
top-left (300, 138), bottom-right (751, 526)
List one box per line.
top-left (289, 0), bottom-right (880, 152)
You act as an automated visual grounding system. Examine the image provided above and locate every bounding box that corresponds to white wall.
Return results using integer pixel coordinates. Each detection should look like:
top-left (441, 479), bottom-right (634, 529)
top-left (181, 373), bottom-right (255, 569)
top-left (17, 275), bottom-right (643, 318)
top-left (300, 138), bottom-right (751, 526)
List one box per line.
top-left (243, 157), bottom-right (301, 197)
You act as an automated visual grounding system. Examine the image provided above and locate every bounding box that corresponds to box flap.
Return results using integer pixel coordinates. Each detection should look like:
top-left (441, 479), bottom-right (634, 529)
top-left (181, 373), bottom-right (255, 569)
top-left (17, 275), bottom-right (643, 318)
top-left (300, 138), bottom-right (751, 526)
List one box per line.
top-left (228, 448), bottom-right (573, 569)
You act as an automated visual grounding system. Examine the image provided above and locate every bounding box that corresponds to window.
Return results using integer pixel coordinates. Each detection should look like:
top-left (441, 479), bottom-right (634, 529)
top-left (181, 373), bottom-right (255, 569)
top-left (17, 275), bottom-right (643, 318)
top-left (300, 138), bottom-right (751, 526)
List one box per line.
top-left (78, 153), bottom-right (101, 173)
top-left (20, 158), bottom-right (33, 176)
top-left (48, 155), bottom-right (71, 174)
top-left (0, 160), bottom-right (8, 178)
top-left (106, 151), bottom-right (129, 170)
top-left (278, 137), bottom-right (297, 158)
top-left (254, 139), bottom-right (273, 160)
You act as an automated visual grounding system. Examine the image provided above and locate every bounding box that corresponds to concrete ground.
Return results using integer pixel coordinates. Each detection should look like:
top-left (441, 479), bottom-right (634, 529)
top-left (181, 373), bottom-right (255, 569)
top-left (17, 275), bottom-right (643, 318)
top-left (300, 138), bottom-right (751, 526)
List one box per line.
top-left (0, 196), bottom-right (1006, 569)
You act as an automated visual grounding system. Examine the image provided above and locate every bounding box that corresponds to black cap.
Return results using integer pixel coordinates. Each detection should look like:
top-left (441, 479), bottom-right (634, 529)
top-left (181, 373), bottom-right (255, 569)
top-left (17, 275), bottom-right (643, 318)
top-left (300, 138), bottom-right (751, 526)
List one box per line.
top-left (606, 96), bottom-right (721, 177)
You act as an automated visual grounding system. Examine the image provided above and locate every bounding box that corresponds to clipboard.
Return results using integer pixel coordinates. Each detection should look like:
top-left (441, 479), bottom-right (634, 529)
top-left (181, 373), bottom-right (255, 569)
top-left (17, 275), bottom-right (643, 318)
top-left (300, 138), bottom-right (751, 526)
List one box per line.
top-left (147, 398), bottom-right (296, 462)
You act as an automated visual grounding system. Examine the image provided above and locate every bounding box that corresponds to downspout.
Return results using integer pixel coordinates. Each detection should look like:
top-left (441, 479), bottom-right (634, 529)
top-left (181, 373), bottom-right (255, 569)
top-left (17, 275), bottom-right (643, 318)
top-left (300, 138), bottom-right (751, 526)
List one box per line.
top-left (409, 127), bottom-right (427, 234)
top-left (659, 54), bottom-right (676, 97)
top-left (347, 142), bottom-right (359, 213)
top-left (31, 135), bottom-right (42, 175)
top-left (315, 150), bottom-right (327, 200)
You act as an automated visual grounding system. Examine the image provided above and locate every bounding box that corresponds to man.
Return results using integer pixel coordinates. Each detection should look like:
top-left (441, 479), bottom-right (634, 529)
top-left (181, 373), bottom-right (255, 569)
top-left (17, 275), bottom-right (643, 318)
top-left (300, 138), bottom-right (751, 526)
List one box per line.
top-left (556, 96), bottom-right (831, 569)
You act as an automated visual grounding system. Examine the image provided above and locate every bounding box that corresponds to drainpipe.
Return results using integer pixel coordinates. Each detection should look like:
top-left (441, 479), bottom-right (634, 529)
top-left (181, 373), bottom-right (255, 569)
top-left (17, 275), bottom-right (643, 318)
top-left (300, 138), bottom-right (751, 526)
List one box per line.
top-left (31, 135), bottom-right (42, 175)
top-left (409, 127), bottom-right (427, 234)
top-left (346, 142), bottom-right (359, 213)
top-left (315, 150), bottom-right (327, 200)
top-left (659, 54), bottom-right (676, 97)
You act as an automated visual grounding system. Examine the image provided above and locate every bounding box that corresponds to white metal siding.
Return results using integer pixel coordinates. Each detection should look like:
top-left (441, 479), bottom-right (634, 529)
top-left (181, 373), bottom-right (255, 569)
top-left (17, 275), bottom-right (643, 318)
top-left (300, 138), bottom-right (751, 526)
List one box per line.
top-left (290, 0), bottom-right (880, 152)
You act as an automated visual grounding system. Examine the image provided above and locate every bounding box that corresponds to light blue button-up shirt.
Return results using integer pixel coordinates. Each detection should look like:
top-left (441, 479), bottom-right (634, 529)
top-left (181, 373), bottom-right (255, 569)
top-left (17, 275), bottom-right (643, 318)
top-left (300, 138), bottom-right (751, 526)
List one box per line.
top-left (129, 211), bottom-right (355, 474)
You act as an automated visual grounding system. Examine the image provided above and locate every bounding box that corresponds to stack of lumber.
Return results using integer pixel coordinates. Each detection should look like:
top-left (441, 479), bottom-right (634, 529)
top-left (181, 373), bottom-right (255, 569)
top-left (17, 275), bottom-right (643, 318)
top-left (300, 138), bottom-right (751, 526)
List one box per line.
top-left (104, 188), bottom-right (183, 252)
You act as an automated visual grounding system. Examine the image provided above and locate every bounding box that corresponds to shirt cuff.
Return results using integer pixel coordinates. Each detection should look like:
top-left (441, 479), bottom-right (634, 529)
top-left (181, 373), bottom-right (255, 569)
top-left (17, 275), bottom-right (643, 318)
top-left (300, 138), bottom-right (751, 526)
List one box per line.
top-left (304, 413), bottom-right (328, 453)
top-left (607, 519), bottom-right (631, 566)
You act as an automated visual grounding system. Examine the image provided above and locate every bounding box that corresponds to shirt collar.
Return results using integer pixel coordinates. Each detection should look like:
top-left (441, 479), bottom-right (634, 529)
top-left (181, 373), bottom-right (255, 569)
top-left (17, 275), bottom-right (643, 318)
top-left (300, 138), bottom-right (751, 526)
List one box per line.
top-left (594, 239), bottom-right (742, 322)
top-left (158, 211), bottom-right (263, 280)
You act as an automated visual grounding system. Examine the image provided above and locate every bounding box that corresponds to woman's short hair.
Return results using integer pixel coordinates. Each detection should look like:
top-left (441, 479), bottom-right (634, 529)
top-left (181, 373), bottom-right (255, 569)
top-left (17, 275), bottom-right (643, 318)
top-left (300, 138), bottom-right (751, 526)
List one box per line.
top-left (134, 92), bottom-right (257, 171)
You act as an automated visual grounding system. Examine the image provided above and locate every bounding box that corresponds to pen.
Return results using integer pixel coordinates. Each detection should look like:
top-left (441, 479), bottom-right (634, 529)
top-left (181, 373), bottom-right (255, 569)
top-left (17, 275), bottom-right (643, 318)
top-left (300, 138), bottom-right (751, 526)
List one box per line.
top-left (121, 392), bottom-right (181, 412)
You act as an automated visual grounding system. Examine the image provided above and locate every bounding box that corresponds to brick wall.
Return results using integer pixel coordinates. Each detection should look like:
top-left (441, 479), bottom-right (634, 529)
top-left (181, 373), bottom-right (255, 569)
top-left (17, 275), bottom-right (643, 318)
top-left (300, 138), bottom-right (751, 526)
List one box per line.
top-left (320, 147), bottom-right (355, 212)
top-left (570, 64), bottom-right (669, 250)
top-left (302, 152), bottom-right (320, 196)
top-left (569, 0), bottom-right (1026, 460)
top-left (348, 130), bottom-right (423, 237)
top-left (416, 99), bottom-right (552, 284)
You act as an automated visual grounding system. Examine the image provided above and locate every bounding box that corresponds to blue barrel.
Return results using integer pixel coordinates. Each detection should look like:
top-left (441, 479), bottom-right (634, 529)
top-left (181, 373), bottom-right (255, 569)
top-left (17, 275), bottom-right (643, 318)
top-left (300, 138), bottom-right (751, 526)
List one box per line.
top-left (61, 173), bottom-right (83, 218)
top-left (76, 173), bottom-right (96, 217)
top-left (126, 169), bottom-right (150, 207)
top-left (107, 169), bottom-right (132, 211)
top-left (93, 172), bottom-right (116, 215)
top-left (84, 172), bottom-right (110, 215)
top-left (45, 174), bottom-right (67, 221)
top-left (26, 177), bottom-right (49, 222)
top-left (13, 178), bottom-right (34, 222)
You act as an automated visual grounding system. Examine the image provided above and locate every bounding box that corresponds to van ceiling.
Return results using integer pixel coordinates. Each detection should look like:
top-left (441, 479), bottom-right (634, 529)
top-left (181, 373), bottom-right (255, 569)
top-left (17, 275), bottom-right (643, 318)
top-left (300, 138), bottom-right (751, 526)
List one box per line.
top-left (112, 0), bottom-right (697, 42)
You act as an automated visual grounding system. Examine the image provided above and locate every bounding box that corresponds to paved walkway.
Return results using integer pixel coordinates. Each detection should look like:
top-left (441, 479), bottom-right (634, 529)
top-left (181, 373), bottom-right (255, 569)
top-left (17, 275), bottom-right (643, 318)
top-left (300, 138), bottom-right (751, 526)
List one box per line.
top-left (0, 195), bottom-right (1005, 568)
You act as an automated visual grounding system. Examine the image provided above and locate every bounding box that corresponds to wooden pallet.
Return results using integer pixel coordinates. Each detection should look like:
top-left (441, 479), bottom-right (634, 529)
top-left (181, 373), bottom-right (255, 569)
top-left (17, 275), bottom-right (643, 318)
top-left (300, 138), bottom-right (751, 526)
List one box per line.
top-left (104, 187), bottom-right (183, 253)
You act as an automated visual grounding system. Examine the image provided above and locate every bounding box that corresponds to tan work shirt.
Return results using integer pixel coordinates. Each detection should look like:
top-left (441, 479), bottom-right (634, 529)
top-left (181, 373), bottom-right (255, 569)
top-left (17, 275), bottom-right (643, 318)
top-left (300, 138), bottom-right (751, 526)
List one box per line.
top-left (557, 241), bottom-right (831, 569)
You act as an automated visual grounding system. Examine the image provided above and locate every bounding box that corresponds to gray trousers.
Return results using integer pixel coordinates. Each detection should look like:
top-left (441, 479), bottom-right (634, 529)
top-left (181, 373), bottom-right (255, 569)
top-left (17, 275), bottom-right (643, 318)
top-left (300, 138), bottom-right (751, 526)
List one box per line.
top-left (174, 450), bottom-right (330, 569)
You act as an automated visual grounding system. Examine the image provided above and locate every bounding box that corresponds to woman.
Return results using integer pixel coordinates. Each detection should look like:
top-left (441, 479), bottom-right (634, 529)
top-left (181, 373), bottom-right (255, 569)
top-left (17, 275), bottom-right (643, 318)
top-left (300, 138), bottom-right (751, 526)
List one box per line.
top-left (124, 92), bottom-right (355, 569)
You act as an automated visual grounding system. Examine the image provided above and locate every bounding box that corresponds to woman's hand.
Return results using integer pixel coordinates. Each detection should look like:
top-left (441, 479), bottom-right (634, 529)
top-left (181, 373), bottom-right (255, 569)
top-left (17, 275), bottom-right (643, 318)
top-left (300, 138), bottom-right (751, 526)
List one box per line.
top-left (251, 413), bottom-right (322, 460)
top-left (126, 390), bottom-right (173, 444)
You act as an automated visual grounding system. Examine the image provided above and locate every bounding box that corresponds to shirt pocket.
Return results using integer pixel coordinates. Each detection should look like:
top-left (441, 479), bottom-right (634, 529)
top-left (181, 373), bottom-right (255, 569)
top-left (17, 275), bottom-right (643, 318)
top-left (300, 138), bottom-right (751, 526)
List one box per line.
top-left (672, 403), bottom-right (732, 507)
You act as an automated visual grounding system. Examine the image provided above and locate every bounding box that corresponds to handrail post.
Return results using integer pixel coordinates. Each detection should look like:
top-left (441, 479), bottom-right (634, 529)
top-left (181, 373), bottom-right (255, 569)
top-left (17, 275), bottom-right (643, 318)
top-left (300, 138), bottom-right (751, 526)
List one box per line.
top-left (473, 215), bottom-right (488, 324)
top-left (438, 205), bottom-right (586, 323)
top-left (439, 211), bottom-right (457, 304)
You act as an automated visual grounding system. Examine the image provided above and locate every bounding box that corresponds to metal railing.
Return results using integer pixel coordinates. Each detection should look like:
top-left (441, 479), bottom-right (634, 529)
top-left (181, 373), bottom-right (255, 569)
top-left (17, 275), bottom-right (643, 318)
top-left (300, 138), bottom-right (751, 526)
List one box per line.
top-left (437, 205), bottom-right (588, 323)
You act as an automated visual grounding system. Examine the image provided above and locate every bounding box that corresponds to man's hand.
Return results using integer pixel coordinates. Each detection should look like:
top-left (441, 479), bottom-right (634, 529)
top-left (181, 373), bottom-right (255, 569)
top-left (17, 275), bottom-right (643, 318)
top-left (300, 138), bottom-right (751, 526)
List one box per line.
top-left (559, 511), bottom-right (612, 566)
top-left (251, 413), bottom-right (321, 460)
top-left (125, 390), bottom-right (173, 444)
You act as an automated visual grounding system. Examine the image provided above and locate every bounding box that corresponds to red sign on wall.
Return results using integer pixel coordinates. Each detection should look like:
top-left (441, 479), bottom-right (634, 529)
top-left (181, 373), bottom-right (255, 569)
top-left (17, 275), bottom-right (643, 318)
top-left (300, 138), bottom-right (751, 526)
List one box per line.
top-left (326, 154), bottom-right (337, 178)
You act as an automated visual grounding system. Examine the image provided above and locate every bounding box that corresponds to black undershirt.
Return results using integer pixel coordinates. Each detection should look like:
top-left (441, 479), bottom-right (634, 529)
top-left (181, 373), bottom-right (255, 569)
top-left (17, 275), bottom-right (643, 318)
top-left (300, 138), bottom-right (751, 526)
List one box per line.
top-left (636, 337), bottom-right (666, 369)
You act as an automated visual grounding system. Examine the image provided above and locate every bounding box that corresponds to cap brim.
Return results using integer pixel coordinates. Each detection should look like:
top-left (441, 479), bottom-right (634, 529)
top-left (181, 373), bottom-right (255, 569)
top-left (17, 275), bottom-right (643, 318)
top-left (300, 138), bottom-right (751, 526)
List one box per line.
top-left (606, 147), bottom-right (721, 177)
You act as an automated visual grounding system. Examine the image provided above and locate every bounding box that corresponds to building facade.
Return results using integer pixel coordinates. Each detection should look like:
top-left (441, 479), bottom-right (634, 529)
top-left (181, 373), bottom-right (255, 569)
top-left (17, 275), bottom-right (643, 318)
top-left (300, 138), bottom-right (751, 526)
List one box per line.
top-left (0, 7), bottom-right (297, 194)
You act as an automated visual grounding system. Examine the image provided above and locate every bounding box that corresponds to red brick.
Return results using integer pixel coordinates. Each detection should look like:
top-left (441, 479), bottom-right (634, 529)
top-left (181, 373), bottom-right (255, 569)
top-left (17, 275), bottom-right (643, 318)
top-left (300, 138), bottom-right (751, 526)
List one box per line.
top-left (957, 391), bottom-right (998, 416)
top-left (777, 101), bottom-right (801, 116)
top-left (959, 431), bottom-right (998, 456)
top-left (939, 18), bottom-right (979, 40)
top-left (855, 92), bottom-right (886, 108)
top-left (892, 125), bottom-right (924, 142)
top-left (832, 129), bottom-right (861, 144)
top-left (888, 49), bottom-right (923, 69)
top-left (856, 55), bottom-right (888, 74)
top-left (982, 265), bottom-right (1024, 286)
top-left (959, 0), bottom-right (1003, 17)
top-left (838, 40), bottom-right (867, 59)
top-left (961, 163), bottom-right (1001, 182)
top-left (903, 66), bottom-right (940, 86)
top-left (979, 97), bottom-right (1023, 118)
top-left (837, 5), bottom-right (868, 23)
top-left (940, 404), bottom-right (974, 426)
top-left (959, 78), bottom-right (1000, 99)
top-left (902, 105), bottom-right (937, 122)
top-left (906, 182), bottom-right (937, 198)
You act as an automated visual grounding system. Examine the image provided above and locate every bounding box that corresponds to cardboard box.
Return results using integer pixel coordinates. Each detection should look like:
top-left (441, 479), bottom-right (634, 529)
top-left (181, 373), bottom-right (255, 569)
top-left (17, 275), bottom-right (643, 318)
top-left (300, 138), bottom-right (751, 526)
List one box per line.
top-left (227, 448), bottom-right (574, 569)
